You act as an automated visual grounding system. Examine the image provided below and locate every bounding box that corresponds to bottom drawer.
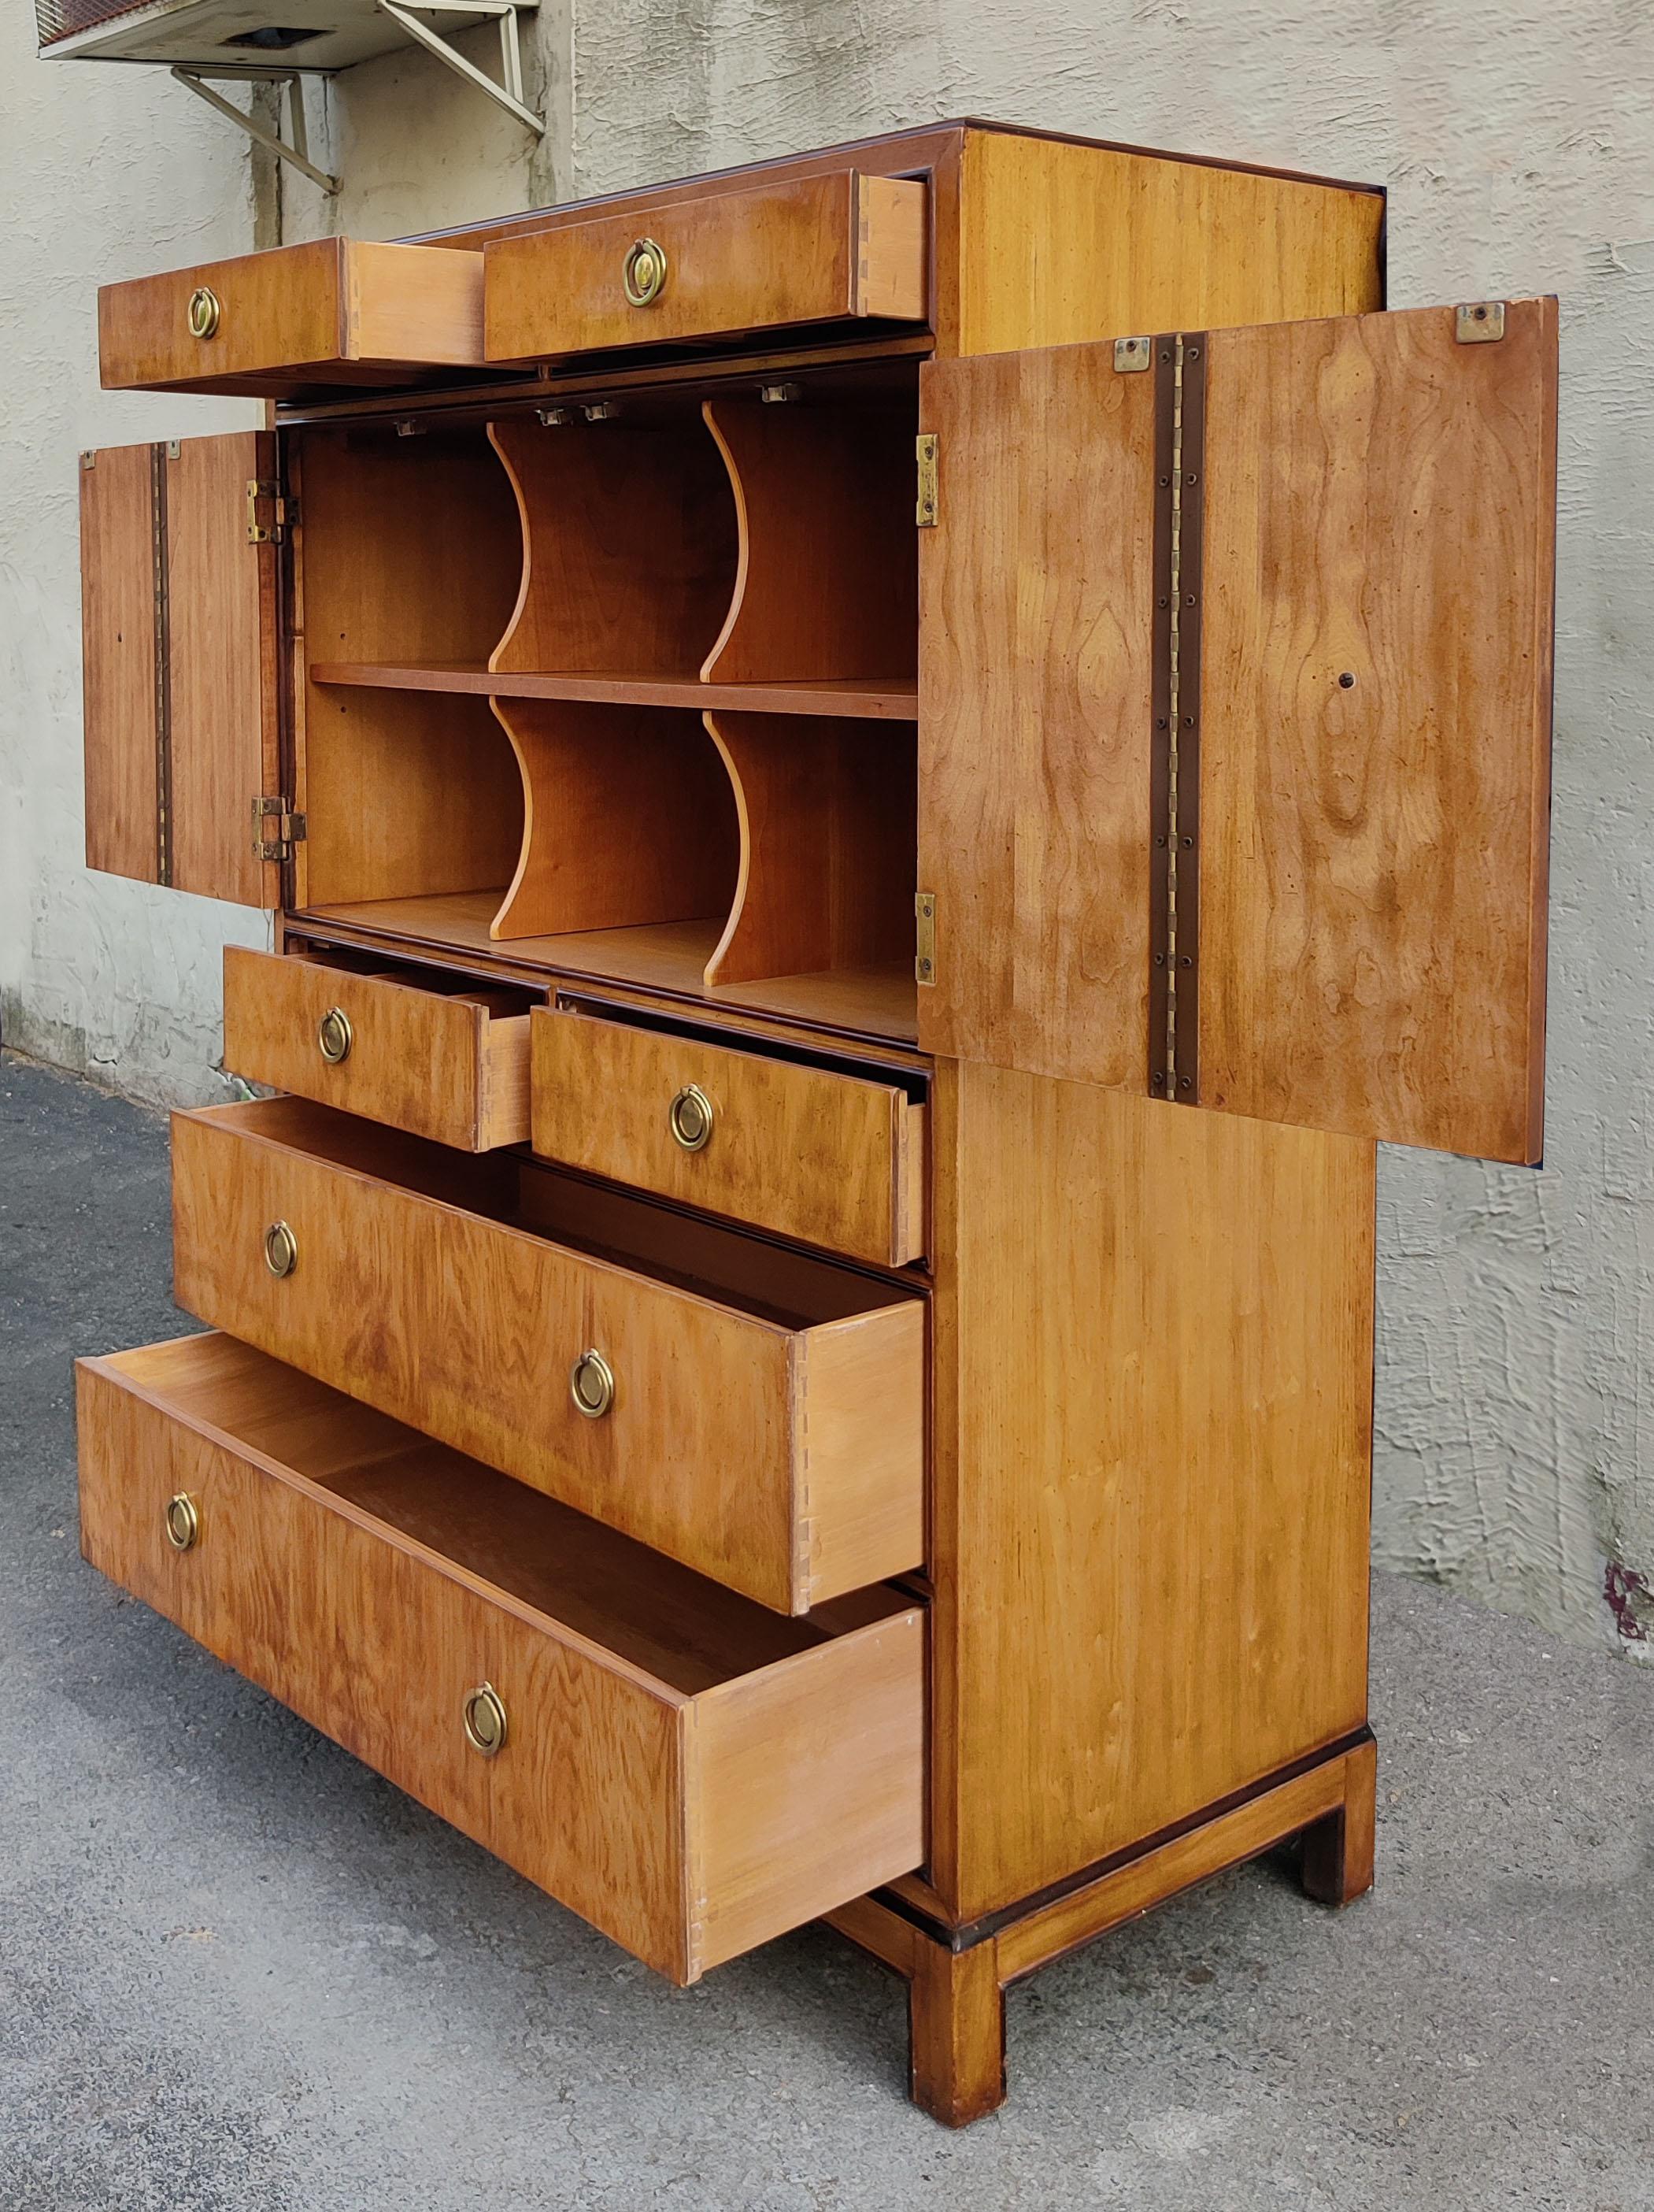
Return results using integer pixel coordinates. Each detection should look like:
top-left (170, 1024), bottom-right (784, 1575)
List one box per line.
top-left (76, 1332), bottom-right (923, 1985)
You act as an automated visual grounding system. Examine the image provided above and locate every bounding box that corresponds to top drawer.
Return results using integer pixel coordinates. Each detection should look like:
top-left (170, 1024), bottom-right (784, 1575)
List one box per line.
top-left (483, 171), bottom-right (928, 363)
top-left (98, 237), bottom-right (487, 395)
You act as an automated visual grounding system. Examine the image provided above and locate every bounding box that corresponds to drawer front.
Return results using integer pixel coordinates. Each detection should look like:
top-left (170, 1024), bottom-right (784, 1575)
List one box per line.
top-left (484, 171), bottom-right (927, 362)
top-left (98, 238), bottom-right (485, 394)
top-left (532, 1008), bottom-right (927, 1265)
top-left (170, 1100), bottom-right (924, 1614)
top-left (224, 948), bottom-right (531, 1151)
top-left (77, 1333), bottom-right (924, 1984)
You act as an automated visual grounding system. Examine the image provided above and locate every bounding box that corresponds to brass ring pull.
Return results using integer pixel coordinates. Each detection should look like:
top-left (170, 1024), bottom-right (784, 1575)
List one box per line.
top-left (187, 286), bottom-right (221, 340)
top-left (622, 237), bottom-right (668, 308)
top-left (264, 1220), bottom-right (298, 1278)
top-left (569, 1348), bottom-right (615, 1420)
top-left (668, 1083), bottom-right (713, 1153)
top-left (164, 1492), bottom-right (200, 1551)
top-left (462, 1682), bottom-right (508, 1758)
top-left (317, 1006), bottom-right (353, 1065)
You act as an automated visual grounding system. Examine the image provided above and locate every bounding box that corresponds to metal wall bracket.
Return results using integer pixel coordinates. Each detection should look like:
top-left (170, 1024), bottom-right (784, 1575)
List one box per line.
top-left (373, 0), bottom-right (543, 135)
top-left (171, 68), bottom-right (340, 195)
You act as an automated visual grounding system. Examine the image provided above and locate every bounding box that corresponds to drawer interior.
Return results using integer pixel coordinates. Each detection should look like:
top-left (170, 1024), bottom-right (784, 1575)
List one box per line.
top-left (109, 1332), bottom-right (897, 1692)
top-left (206, 1096), bottom-right (916, 1329)
top-left (294, 360), bottom-right (920, 1043)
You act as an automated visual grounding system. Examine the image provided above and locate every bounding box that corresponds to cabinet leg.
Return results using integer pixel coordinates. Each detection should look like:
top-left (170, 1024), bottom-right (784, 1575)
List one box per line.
top-left (1301, 1735), bottom-right (1377, 1906)
top-left (908, 1936), bottom-right (1005, 2126)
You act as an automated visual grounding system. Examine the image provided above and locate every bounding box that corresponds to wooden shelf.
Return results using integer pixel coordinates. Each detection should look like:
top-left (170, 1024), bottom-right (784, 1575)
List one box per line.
top-left (294, 891), bottom-right (920, 1043)
top-left (310, 660), bottom-right (919, 722)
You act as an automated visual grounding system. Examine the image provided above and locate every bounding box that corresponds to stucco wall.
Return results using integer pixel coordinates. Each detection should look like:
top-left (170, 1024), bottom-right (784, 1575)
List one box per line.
top-left (3, 2), bottom-right (1651, 1661)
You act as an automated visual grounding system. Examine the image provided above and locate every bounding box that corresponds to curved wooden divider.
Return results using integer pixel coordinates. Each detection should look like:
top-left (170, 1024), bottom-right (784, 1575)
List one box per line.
top-left (489, 699), bottom-right (738, 941)
top-left (701, 398), bottom-right (918, 684)
top-left (488, 415), bottom-right (736, 676)
top-left (703, 711), bottom-right (916, 986)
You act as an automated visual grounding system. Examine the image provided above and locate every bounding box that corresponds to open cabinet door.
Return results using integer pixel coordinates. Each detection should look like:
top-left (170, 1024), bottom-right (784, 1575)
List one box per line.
top-left (80, 430), bottom-right (283, 906)
top-left (918, 299), bottom-right (1557, 1162)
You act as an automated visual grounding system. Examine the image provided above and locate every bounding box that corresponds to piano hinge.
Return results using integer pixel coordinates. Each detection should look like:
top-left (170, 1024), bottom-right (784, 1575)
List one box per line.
top-left (252, 795), bottom-right (305, 861)
top-left (915, 890), bottom-right (936, 986)
top-left (916, 433), bottom-right (938, 528)
top-left (246, 477), bottom-right (295, 544)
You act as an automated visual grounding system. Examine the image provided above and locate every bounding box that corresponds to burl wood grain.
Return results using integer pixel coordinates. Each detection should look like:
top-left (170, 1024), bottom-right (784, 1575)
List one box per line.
top-left (1197, 299), bottom-right (1557, 1162)
top-left (483, 172), bottom-right (927, 363)
top-left (916, 341), bottom-right (1156, 1084)
top-left (221, 947), bottom-right (531, 1151)
top-left (77, 1332), bottom-right (923, 1984)
top-left (531, 1005), bottom-right (926, 1266)
top-left (168, 1098), bottom-right (923, 1614)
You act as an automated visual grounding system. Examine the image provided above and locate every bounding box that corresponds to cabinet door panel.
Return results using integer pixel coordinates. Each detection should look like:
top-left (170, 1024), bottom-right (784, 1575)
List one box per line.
top-left (916, 342), bottom-right (1156, 1084)
top-left (918, 299), bottom-right (1556, 1162)
top-left (79, 432), bottom-right (280, 906)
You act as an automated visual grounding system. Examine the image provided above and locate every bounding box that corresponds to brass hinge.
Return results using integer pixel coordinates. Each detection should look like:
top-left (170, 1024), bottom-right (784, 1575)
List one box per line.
top-left (246, 477), bottom-right (294, 544)
top-left (1455, 301), bottom-right (1506, 343)
top-left (252, 795), bottom-right (305, 861)
top-left (915, 890), bottom-right (936, 985)
top-left (916, 433), bottom-right (938, 528)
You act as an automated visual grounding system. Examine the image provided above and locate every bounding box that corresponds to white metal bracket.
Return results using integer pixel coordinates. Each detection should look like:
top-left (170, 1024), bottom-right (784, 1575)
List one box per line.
top-left (373, 0), bottom-right (542, 135)
top-left (171, 67), bottom-right (340, 194)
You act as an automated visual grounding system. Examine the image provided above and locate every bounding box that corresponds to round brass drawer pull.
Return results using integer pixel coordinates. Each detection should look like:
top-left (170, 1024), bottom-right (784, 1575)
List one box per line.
top-left (163, 1491), bottom-right (200, 1551)
top-left (264, 1220), bottom-right (298, 1278)
top-left (317, 1006), bottom-right (353, 1065)
top-left (622, 236), bottom-right (668, 308)
top-left (570, 1347), bottom-right (615, 1419)
top-left (668, 1083), bottom-right (713, 1153)
top-left (462, 1682), bottom-right (508, 1758)
top-left (187, 285), bottom-right (221, 340)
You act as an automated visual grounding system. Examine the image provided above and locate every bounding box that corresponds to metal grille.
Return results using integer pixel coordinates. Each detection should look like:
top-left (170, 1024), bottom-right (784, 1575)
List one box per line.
top-left (37, 0), bottom-right (163, 46)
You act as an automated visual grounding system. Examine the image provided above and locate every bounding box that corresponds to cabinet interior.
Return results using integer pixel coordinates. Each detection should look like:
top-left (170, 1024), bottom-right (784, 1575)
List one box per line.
top-left (295, 362), bottom-right (921, 1041)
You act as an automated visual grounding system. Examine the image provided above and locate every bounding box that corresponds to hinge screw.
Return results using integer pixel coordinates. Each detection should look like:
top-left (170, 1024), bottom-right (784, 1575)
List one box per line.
top-left (1339, 671), bottom-right (1356, 688)
top-left (1179, 1076), bottom-right (1193, 1091)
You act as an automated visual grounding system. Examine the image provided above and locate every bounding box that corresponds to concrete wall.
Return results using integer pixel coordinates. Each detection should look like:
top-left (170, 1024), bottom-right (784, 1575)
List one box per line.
top-left (4, 1), bottom-right (1651, 1662)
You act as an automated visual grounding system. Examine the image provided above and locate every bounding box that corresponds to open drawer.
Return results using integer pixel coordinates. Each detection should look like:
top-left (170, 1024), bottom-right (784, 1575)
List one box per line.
top-left (483, 170), bottom-right (928, 363)
top-left (170, 1099), bottom-right (924, 1614)
top-left (77, 1333), bottom-right (924, 1984)
top-left (224, 948), bottom-right (532, 1152)
top-left (533, 1004), bottom-right (927, 1265)
top-left (98, 237), bottom-right (487, 396)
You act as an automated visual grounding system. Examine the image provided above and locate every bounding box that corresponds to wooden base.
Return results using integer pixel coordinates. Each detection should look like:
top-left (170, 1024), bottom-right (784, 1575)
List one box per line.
top-left (827, 1729), bottom-right (1375, 2127)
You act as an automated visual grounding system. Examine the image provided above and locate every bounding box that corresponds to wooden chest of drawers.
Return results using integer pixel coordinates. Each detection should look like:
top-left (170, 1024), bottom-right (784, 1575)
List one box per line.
top-left (74, 119), bottom-right (1556, 2125)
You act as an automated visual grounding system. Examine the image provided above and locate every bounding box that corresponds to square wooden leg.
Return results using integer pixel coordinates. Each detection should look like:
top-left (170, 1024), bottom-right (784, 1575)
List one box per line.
top-left (908, 1936), bottom-right (1005, 2127)
top-left (1301, 1734), bottom-right (1377, 1906)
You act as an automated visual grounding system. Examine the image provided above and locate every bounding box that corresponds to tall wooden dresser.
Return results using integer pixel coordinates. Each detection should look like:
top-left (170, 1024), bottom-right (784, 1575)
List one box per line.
top-left (73, 120), bottom-right (1557, 2124)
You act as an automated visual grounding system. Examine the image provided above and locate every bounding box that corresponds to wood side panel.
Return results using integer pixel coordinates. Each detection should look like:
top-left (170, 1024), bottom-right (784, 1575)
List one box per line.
top-left (165, 432), bottom-right (280, 906)
top-left (343, 242), bottom-right (487, 367)
top-left (76, 1350), bottom-right (692, 1980)
top-left (80, 442), bottom-right (159, 884)
top-left (930, 1063), bottom-right (1375, 1919)
top-left (794, 1304), bottom-right (928, 1605)
top-left (483, 172), bottom-right (927, 363)
top-left (531, 1006), bottom-right (923, 1265)
top-left (221, 947), bottom-right (531, 1150)
top-left (1197, 301), bottom-right (1557, 1162)
top-left (954, 128), bottom-right (1383, 357)
top-left (701, 397), bottom-right (916, 684)
top-left (689, 1610), bottom-right (926, 1973)
top-left (489, 700), bottom-right (738, 940)
top-left (168, 1101), bottom-right (923, 1612)
top-left (916, 344), bottom-right (1156, 1080)
top-left (704, 712), bottom-right (916, 987)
